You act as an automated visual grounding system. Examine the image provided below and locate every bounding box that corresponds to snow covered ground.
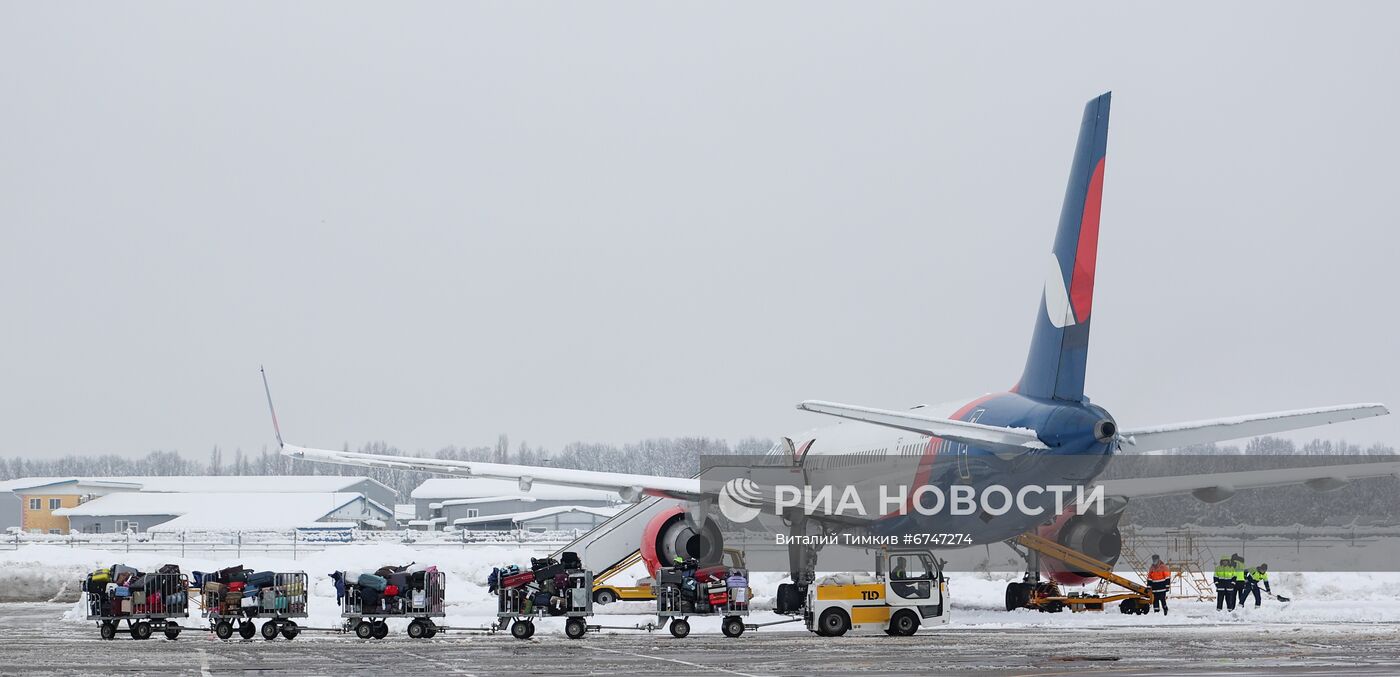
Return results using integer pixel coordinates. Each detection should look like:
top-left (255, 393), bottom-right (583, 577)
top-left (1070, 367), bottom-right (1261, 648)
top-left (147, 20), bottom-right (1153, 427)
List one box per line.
top-left (4, 543), bottom-right (1398, 632)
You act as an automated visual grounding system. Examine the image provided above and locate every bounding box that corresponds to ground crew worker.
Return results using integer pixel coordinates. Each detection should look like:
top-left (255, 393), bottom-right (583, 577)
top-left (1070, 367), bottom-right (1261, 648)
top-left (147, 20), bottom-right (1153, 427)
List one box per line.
top-left (891, 557), bottom-right (908, 579)
top-left (1213, 557), bottom-right (1237, 611)
top-left (1146, 554), bottom-right (1171, 615)
top-left (1231, 554), bottom-right (1249, 607)
top-left (1243, 564), bottom-right (1271, 607)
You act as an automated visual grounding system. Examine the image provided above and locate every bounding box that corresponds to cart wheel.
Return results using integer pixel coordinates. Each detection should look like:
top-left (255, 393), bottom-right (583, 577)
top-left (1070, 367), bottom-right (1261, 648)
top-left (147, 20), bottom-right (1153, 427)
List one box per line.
top-left (510, 619), bottom-right (532, 640)
top-left (721, 616), bottom-right (744, 638)
top-left (131, 621), bottom-right (153, 640)
top-left (565, 617), bottom-right (587, 639)
top-left (372, 621), bottom-right (389, 639)
top-left (280, 621), bottom-right (300, 640)
top-left (669, 618), bottom-right (690, 638)
top-left (100, 621), bottom-right (117, 640)
top-left (423, 626), bottom-right (438, 639)
top-left (215, 621), bottom-right (234, 640)
top-left (238, 621), bottom-right (257, 640)
top-left (407, 620), bottom-right (427, 639)
top-left (354, 621), bottom-right (374, 639)
top-left (262, 621), bottom-right (280, 640)
top-left (164, 621), bottom-right (182, 641)
top-left (890, 610), bottom-right (919, 636)
top-left (818, 609), bottom-right (849, 637)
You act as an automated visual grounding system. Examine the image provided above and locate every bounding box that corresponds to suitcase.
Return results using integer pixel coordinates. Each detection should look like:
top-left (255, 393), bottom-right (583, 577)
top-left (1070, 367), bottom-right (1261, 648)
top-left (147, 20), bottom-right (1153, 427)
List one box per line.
top-left (389, 572), bottom-right (409, 590)
top-left (708, 591), bottom-right (729, 606)
top-left (203, 581), bottom-right (225, 595)
top-left (246, 571), bottom-right (275, 588)
top-left (656, 569), bottom-right (683, 586)
top-left (357, 573), bottom-right (388, 591)
top-left (90, 568), bottom-right (112, 585)
top-left (532, 562), bottom-right (566, 583)
top-left (411, 590), bottom-right (426, 608)
top-left (114, 586), bottom-right (130, 597)
top-left (241, 596), bottom-right (259, 608)
top-left (120, 599), bottom-right (133, 614)
top-left (502, 571), bottom-right (535, 589)
top-left (561, 551), bottom-right (582, 570)
top-left (227, 581), bottom-right (246, 593)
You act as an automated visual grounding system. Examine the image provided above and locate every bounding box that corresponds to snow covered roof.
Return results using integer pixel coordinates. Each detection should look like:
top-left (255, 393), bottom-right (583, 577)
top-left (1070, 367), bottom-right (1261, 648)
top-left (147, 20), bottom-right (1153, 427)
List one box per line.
top-left (53, 492), bottom-right (388, 530)
top-left (3, 475), bottom-right (391, 495)
top-left (451, 505), bottom-right (621, 526)
top-left (438, 496), bottom-right (544, 508)
top-left (411, 477), bottom-right (619, 501)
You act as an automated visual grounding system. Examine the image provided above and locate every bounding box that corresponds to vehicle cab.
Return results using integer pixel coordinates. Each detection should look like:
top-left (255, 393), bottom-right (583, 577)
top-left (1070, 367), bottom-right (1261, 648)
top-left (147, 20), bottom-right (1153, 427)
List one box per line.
top-left (805, 549), bottom-right (948, 636)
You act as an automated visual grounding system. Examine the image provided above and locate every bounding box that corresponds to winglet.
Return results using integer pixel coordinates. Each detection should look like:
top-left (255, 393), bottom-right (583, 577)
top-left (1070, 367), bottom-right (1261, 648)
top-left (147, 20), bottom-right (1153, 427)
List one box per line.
top-left (260, 366), bottom-right (284, 448)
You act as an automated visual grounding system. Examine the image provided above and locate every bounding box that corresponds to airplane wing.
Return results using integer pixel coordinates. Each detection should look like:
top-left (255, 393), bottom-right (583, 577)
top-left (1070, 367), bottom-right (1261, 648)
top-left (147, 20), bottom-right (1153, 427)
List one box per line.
top-left (1098, 458), bottom-right (1400, 503)
top-left (1118, 403), bottom-right (1389, 452)
top-left (283, 443), bottom-right (702, 502)
top-left (795, 400), bottom-right (1047, 455)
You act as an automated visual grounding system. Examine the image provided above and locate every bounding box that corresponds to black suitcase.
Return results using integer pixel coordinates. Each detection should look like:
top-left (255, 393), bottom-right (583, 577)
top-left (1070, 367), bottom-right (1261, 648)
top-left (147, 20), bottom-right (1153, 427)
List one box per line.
top-left (561, 551), bottom-right (582, 570)
top-left (532, 562), bottom-right (566, 583)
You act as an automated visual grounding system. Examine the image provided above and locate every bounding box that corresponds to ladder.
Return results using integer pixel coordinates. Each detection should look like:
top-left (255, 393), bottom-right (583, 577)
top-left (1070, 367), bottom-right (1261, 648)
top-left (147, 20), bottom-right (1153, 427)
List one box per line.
top-left (1014, 533), bottom-right (1153, 612)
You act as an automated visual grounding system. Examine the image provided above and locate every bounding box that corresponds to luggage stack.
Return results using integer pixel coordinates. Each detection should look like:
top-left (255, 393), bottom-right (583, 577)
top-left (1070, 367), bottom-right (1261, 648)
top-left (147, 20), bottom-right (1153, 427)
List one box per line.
top-left (194, 566), bottom-right (308, 640)
top-left (492, 551), bottom-right (594, 640)
top-left (655, 558), bottom-right (750, 638)
top-left (332, 563), bottom-right (445, 639)
top-left (82, 564), bottom-right (189, 640)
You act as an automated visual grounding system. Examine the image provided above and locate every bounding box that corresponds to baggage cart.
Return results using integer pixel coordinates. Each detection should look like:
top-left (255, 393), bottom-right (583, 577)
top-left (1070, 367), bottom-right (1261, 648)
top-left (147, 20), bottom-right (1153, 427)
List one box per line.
top-left (199, 572), bottom-right (309, 641)
top-left (342, 570), bottom-right (446, 639)
top-left (497, 569), bottom-right (594, 640)
top-left (655, 570), bottom-right (751, 638)
top-left (83, 571), bottom-right (190, 640)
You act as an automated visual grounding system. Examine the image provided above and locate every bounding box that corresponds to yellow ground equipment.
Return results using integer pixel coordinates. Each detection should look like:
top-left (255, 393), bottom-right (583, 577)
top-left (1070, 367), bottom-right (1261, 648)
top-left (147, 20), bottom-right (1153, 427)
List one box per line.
top-left (1007, 533), bottom-right (1153, 614)
top-left (592, 549), bottom-right (747, 605)
top-left (804, 549), bottom-right (948, 636)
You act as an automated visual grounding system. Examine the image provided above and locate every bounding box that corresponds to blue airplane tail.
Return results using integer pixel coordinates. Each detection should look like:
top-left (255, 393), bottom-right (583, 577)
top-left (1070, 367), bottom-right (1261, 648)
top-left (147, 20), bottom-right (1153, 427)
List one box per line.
top-left (1018, 92), bottom-right (1111, 402)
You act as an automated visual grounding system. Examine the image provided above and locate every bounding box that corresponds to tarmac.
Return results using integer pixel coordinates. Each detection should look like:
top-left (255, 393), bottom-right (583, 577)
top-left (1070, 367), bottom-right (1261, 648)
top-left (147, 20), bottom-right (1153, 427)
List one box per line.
top-left (3, 602), bottom-right (1400, 676)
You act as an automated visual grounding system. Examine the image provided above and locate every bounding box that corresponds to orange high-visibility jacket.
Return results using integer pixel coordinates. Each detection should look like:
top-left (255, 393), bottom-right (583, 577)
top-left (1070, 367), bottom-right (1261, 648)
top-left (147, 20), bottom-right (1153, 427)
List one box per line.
top-left (1147, 563), bottom-right (1171, 582)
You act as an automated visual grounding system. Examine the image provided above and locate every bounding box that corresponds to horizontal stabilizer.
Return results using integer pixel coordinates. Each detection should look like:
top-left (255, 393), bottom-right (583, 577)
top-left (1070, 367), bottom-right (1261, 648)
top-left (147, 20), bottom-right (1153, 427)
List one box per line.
top-left (1119, 403), bottom-right (1390, 452)
top-left (795, 400), bottom-right (1048, 455)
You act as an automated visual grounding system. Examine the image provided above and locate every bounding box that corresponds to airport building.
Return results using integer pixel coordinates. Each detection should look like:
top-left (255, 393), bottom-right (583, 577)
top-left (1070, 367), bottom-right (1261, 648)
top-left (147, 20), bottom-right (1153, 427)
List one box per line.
top-left (408, 478), bottom-right (619, 531)
top-left (3, 476), bottom-right (397, 534)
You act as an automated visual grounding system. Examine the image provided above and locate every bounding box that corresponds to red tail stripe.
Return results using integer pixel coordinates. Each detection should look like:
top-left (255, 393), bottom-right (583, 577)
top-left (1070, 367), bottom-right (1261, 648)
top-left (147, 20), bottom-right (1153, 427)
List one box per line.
top-left (1070, 157), bottom-right (1106, 323)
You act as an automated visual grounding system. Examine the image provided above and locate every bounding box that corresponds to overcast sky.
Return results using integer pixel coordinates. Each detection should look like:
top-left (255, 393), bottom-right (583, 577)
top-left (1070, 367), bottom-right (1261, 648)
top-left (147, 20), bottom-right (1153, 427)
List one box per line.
top-left (2, 2), bottom-right (1397, 460)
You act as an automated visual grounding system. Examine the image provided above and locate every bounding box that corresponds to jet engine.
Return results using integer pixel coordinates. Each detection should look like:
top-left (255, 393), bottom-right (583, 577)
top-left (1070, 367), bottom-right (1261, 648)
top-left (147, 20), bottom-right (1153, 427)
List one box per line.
top-left (1036, 507), bottom-right (1125, 585)
top-left (639, 505), bottom-right (725, 576)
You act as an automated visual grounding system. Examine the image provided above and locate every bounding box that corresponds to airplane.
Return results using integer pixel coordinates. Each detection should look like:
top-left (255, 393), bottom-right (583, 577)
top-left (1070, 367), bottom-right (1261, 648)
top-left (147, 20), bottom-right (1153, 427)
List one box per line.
top-left (265, 91), bottom-right (1393, 610)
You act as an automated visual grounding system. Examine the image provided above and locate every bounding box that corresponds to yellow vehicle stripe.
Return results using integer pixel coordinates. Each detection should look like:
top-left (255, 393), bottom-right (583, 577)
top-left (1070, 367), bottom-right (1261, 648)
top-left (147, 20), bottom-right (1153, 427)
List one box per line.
top-left (816, 584), bottom-right (884, 601)
top-left (850, 606), bottom-right (891, 625)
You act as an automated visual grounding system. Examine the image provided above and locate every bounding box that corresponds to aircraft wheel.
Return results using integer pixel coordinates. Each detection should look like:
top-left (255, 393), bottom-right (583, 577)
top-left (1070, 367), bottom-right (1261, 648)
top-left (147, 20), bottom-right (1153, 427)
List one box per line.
top-left (215, 621), bottom-right (234, 640)
top-left (100, 621), bottom-right (117, 640)
top-left (818, 609), bottom-right (849, 637)
top-left (565, 617), bottom-right (587, 639)
top-left (281, 621), bottom-right (300, 640)
top-left (890, 610), bottom-right (919, 636)
top-left (1005, 582), bottom-right (1031, 611)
